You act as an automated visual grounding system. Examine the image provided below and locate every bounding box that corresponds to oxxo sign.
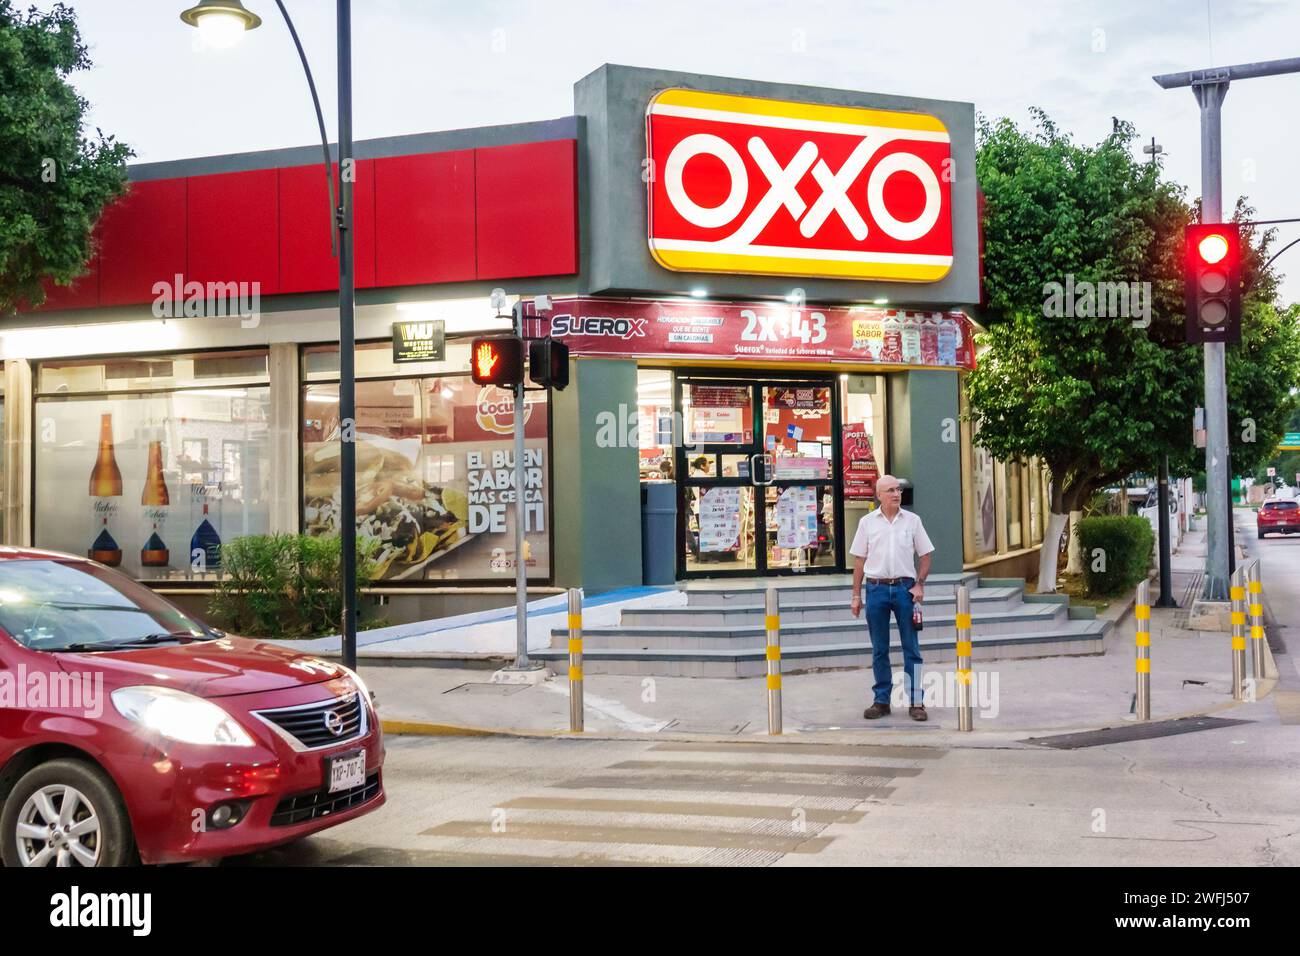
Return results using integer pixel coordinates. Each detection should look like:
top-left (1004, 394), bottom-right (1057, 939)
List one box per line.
top-left (645, 89), bottom-right (954, 281)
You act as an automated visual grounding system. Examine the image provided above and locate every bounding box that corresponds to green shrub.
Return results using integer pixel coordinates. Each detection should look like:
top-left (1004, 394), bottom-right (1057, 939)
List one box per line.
top-left (206, 534), bottom-right (378, 639)
top-left (1077, 516), bottom-right (1154, 596)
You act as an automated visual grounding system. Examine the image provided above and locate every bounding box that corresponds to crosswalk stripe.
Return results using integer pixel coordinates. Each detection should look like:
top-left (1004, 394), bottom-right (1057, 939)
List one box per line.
top-left (649, 741), bottom-right (946, 760)
top-left (607, 759), bottom-right (922, 777)
top-left (496, 796), bottom-right (867, 824)
top-left (553, 774), bottom-right (895, 799)
top-left (422, 819), bottom-right (833, 854)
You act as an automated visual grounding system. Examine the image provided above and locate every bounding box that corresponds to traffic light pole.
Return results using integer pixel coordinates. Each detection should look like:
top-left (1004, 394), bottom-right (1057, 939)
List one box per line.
top-left (511, 300), bottom-right (532, 670)
top-left (1155, 57), bottom-right (1300, 603)
top-left (1196, 80), bottom-right (1231, 602)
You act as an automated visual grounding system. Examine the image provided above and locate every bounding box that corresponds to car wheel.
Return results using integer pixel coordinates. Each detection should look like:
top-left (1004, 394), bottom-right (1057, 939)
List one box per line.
top-left (0, 759), bottom-right (136, 868)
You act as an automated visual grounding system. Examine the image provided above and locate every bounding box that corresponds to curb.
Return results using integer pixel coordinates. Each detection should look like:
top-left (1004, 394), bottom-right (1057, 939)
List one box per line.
top-left (380, 718), bottom-right (527, 738)
top-left (378, 682), bottom-right (1276, 748)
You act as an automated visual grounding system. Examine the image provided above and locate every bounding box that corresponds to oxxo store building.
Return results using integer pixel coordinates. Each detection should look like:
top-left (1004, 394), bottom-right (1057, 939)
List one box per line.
top-left (2, 65), bottom-right (1050, 623)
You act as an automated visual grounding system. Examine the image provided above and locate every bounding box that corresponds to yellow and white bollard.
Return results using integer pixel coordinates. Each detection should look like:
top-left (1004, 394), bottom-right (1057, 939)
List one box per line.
top-left (1229, 569), bottom-right (1247, 701)
top-left (1134, 579), bottom-right (1151, 721)
top-left (955, 584), bottom-right (973, 732)
top-left (765, 586), bottom-right (782, 736)
top-left (567, 588), bottom-right (584, 732)
top-left (1247, 562), bottom-right (1266, 682)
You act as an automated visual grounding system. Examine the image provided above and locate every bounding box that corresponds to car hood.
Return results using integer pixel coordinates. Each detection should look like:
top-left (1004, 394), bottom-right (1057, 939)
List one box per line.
top-left (56, 636), bottom-right (347, 698)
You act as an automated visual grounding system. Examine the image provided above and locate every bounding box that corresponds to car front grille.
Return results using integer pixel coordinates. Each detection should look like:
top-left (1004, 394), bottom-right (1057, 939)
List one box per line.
top-left (254, 692), bottom-right (366, 750)
top-left (270, 772), bottom-right (381, 827)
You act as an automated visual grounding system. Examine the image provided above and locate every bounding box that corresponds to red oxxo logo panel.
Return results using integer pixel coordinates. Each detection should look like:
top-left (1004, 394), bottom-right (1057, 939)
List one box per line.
top-left (645, 89), bottom-right (954, 281)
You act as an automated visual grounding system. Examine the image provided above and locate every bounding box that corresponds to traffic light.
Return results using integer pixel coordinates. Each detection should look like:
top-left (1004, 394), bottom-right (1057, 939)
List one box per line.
top-left (529, 338), bottom-right (570, 390)
top-left (470, 336), bottom-right (524, 387)
top-left (1185, 222), bottom-right (1242, 344)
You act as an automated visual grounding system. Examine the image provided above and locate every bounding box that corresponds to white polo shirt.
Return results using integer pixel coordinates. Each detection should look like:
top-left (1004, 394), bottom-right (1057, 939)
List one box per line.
top-left (849, 508), bottom-right (935, 579)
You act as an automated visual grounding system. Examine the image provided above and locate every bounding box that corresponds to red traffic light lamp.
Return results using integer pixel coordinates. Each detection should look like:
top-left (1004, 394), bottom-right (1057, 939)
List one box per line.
top-left (470, 336), bottom-right (524, 386)
top-left (1198, 232), bottom-right (1229, 264)
top-left (1185, 222), bottom-right (1241, 344)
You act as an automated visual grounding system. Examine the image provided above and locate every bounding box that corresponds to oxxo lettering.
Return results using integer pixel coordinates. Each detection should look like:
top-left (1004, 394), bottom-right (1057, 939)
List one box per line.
top-left (646, 88), bottom-right (955, 281)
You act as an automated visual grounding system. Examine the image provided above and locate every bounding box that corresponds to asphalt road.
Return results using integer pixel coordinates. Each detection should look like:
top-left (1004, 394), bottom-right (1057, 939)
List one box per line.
top-left (232, 720), bottom-right (1300, 867)
top-left (230, 510), bottom-right (1300, 867)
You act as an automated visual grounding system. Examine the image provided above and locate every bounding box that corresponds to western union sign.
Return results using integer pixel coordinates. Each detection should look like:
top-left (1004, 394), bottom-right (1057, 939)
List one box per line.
top-left (392, 320), bottom-right (446, 363)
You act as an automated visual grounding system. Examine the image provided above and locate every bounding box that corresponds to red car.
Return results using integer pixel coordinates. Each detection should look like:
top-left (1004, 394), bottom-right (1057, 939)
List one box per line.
top-left (1257, 499), bottom-right (1300, 538)
top-left (0, 547), bottom-right (384, 867)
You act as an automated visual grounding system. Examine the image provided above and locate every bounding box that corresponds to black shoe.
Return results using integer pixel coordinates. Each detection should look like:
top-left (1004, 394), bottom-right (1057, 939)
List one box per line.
top-left (863, 702), bottom-right (891, 719)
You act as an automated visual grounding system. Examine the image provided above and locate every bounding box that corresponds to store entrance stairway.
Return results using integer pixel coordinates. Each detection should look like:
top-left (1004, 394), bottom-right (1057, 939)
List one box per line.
top-left (533, 573), bottom-right (1110, 678)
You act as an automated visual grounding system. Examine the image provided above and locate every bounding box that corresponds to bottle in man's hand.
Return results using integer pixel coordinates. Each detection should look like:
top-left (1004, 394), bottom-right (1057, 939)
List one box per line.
top-left (912, 604), bottom-right (923, 631)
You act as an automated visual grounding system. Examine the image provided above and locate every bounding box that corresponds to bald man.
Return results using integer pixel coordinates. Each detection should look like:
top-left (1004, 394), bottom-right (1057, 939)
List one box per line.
top-left (849, 475), bottom-right (935, 721)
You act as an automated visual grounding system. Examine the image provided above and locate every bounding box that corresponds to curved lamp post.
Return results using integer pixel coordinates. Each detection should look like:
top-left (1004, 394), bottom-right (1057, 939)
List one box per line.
top-left (181, 0), bottom-right (359, 670)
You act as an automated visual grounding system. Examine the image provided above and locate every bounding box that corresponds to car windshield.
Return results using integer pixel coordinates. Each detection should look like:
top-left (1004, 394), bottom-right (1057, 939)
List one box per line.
top-left (1266, 501), bottom-right (1297, 510)
top-left (0, 560), bottom-right (215, 652)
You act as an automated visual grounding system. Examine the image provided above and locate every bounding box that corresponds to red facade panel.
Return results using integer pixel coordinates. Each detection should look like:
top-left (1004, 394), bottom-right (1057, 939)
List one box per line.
top-left (23, 137), bottom-right (579, 312)
top-left (98, 178), bottom-right (188, 307)
top-left (38, 254), bottom-right (100, 311)
top-left (475, 139), bottom-right (577, 280)
top-left (186, 168), bottom-right (279, 295)
top-left (278, 160), bottom-right (377, 293)
top-left (374, 150), bottom-right (476, 286)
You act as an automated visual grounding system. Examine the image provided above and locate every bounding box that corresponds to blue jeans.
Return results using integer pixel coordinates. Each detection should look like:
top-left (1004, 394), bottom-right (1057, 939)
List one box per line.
top-left (865, 580), bottom-right (923, 706)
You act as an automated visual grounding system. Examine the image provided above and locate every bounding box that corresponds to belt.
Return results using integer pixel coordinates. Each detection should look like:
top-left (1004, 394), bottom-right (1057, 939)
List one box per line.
top-left (866, 577), bottom-right (915, 586)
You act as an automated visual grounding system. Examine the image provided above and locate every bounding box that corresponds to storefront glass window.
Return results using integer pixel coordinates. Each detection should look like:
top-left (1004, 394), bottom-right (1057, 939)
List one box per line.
top-left (970, 428), bottom-right (997, 557)
top-left (33, 352), bottom-right (272, 580)
top-left (637, 369), bottom-right (674, 481)
top-left (1007, 461), bottom-right (1023, 549)
top-left (1028, 457), bottom-right (1042, 545)
top-left (682, 383), bottom-right (753, 445)
top-left (302, 342), bottom-right (550, 582)
top-left (840, 374), bottom-right (885, 503)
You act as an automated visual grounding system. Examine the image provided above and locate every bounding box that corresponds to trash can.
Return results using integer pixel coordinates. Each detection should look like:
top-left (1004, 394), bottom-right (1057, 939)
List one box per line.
top-left (641, 481), bottom-right (677, 586)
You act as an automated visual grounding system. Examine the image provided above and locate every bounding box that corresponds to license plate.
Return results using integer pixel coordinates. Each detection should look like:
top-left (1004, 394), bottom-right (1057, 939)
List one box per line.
top-left (326, 750), bottom-right (366, 793)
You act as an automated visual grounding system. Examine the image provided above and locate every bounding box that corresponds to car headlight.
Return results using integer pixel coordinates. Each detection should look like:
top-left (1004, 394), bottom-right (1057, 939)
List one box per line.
top-left (111, 685), bottom-right (254, 747)
top-left (338, 665), bottom-right (376, 712)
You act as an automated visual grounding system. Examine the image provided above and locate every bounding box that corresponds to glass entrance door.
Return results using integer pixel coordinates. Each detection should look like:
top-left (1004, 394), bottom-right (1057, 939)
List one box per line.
top-left (676, 374), bottom-right (844, 578)
top-left (760, 384), bottom-right (839, 572)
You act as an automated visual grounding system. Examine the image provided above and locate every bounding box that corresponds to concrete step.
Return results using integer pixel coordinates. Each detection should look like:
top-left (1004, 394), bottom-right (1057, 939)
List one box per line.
top-left (621, 586), bottom-right (1025, 626)
top-left (556, 602), bottom-right (1069, 652)
top-left (535, 619), bottom-right (1110, 678)
top-left (683, 571), bottom-right (984, 607)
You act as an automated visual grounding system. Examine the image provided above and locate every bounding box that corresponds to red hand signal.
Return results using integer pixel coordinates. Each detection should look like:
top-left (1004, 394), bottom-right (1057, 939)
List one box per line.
top-left (476, 342), bottom-right (499, 378)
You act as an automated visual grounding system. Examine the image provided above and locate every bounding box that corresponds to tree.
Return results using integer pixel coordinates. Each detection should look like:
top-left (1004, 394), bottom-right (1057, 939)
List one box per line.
top-left (0, 1), bottom-right (131, 315)
top-left (970, 114), bottom-right (1300, 591)
top-left (968, 111), bottom-right (1198, 590)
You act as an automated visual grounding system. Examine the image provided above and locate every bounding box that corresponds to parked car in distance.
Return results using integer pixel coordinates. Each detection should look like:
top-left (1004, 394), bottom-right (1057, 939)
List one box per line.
top-left (0, 547), bottom-right (384, 867)
top-left (1257, 499), bottom-right (1300, 538)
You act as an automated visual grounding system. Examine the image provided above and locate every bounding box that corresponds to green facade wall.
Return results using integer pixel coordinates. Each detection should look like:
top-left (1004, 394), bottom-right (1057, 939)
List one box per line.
top-left (551, 358), bottom-right (643, 592)
top-left (886, 371), bottom-right (964, 574)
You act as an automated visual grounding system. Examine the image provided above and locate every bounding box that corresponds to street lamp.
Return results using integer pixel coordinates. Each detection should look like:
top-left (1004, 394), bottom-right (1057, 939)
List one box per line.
top-left (180, 1), bottom-right (262, 47)
top-left (181, 0), bottom-right (360, 670)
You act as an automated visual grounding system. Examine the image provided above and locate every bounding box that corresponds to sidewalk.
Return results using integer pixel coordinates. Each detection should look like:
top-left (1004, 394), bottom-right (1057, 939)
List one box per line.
top-left (362, 561), bottom-right (1277, 749)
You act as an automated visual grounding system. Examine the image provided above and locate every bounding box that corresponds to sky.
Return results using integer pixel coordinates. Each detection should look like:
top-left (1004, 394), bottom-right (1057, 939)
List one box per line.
top-left (49, 0), bottom-right (1300, 303)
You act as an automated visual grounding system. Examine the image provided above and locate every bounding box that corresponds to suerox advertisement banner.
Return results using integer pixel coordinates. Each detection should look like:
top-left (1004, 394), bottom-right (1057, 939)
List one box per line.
top-left (645, 89), bottom-right (954, 282)
top-left (525, 297), bottom-right (976, 370)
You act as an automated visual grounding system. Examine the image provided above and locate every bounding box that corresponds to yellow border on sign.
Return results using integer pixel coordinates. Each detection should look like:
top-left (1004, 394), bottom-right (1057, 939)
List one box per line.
top-left (649, 88), bottom-right (949, 136)
top-left (648, 247), bottom-right (952, 282)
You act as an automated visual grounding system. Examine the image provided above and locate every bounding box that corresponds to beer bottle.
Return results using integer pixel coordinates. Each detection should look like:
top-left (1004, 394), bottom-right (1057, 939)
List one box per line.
top-left (141, 441), bottom-right (171, 568)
